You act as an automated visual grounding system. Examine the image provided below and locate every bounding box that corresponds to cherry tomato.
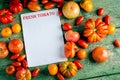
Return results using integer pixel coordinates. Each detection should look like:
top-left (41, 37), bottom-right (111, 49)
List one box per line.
top-left (17, 54), bottom-right (26, 62)
top-left (12, 23), bottom-right (21, 34)
top-left (62, 23), bottom-right (72, 31)
top-left (1, 27), bottom-right (12, 38)
top-left (97, 8), bottom-right (104, 16)
top-left (114, 39), bottom-right (120, 48)
top-left (76, 16), bottom-right (84, 26)
top-left (48, 64), bottom-right (58, 76)
top-left (77, 49), bottom-right (87, 59)
top-left (78, 39), bottom-right (88, 48)
top-left (22, 60), bottom-right (28, 68)
top-left (12, 61), bottom-right (22, 67)
top-left (108, 24), bottom-right (116, 34)
top-left (44, 2), bottom-right (55, 9)
top-left (8, 38), bottom-right (23, 53)
top-left (41, 0), bottom-right (48, 4)
top-left (73, 60), bottom-right (83, 69)
top-left (6, 65), bottom-right (15, 75)
top-left (32, 67), bottom-right (40, 77)
top-left (16, 67), bottom-right (25, 71)
top-left (65, 30), bottom-right (80, 42)
top-left (104, 15), bottom-right (110, 25)
top-left (57, 73), bottom-right (65, 80)
top-left (0, 42), bottom-right (9, 59)
top-left (10, 53), bottom-right (20, 60)
top-left (58, 10), bottom-right (63, 17)
top-left (51, 0), bottom-right (63, 3)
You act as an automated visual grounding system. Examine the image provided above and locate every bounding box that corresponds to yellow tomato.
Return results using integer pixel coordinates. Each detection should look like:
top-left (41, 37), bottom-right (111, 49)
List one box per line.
top-left (48, 64), bottom-right (58, 76)
top-left (12, 23), bottom-right (21, 34)
top-left (108, 24), bottom-right (116, 34)
top-left (77, 49), bottom-right (87, 59)
top-left (1, 27), bottom-right (12, 38)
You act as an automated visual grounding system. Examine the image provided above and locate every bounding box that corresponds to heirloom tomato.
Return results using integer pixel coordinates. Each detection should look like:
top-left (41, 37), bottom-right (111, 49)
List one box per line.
top-left (8, 38), bottom-right (23, 53)
top-left (64, 42), bottom-right (78, 58)
top-left (0, 9), bottom-right (14, 24)
top-left (59, 61), bottom-right (78, 77)
top-left (83, 18), bottom-right (108, 42)
top-left (0, 42), bottom-right (9, 59)
top-left (1, 27), bottom-right (12, 38)
top-left (77, 49), bottom-right (87, 59)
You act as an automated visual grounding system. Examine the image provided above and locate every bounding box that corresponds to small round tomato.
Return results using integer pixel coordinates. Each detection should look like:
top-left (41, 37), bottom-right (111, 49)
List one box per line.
top-left (1, 27), bottom-right (12, 38)
top-left (6, 65), bottom-right (15, 75)
top-left (8, 38), bottom-right (23, 53)
top-left (65, 30), bottom-right (80, 42)
top-left (12, 23), bottom-right (21, 34)
top-left (108, 24), bottom-right (116, 34)
top-left (114, 39), bottom-right (120, 48)
top-left (73, 60), bottom-right (83, 69)
top-left (17, 54), bottom-right (26, 62)
top-left (0, 42), bottom-right (9, 58)
top-left (62, 23), bottom-right (72, 31)
top-left (48, 64), bottom-right (58, 76)
top-left (92, 46), bottom-right (109, 63)
top-left (97, 8), bottom-right (104, 16)
top-left (77, 49), bottom-right (87, 59)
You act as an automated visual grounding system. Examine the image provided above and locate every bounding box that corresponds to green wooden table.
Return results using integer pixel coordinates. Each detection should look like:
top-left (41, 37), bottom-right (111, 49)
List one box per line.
top-left (0, 0), bottom-right (120, 80)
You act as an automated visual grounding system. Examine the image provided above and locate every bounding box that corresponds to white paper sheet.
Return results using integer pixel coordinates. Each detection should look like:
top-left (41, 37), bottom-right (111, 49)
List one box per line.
top-left (21, 9), bottom-right (67, 67)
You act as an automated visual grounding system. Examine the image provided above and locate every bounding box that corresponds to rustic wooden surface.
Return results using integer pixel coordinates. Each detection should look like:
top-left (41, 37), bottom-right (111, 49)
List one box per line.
top-left (0, 0), bottom-right (120, 80)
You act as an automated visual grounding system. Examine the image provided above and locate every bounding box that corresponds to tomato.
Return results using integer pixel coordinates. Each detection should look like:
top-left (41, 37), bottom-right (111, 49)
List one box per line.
top-left (62, 23), bottom-right (72, 31)
top-left (48, 64), bottom-right (58, 76)
top-left (73, 60), bottom-right (83, 69)
top-left (44, 2), bottom-right (55, 9)
top-left (51, 0), bottom-right (63, 3)
top-left (78, 39), bottom-right (88, 48)
top-left (12, 61), bottom-right (22, 67)
top-left (16, 67), bottom-right (25, 71)
top-left (59, 61), bottom-right (77, 77)
top-left (0, 42), bottom-right (9, 59)
top-left (57, 1), bottom-right (64, 8)
top-left (8, 38), bottom-right (23, 53)
top-left (108, 24), bottom-right (116, 34)
top-left (6, 65), bottom-right (15, 75)
top-left (64, 42), bottom-right (78, 58)
top-left (41, 0), bottom-right (48, 4)
top-left (27, 1), bottom-right (41, 11)
top-left (97, 8), bottom-right (104, 16)
top-left (80, 0), bottom-right (94, 12)
top-left (76, 16), bottom-right (84, 26)
top-left (92, 46), bottom-right (109, 63)
top-left (114, 39), bottom-right (120, 48)
top-left (9, 0), bottom-right (23, 13)
top-left (16, 69), bottom-right (31, 80)
top-left (22, 60), bottom-right (28, 68)
top-left (104, 15), bottom-right (110, 25)
top-left (0, 9), bottom-right (14, 24)
top-left (10, 53), bottom-right (20, 60)
top-left (57, 73), bottom-right (65, 80)
top-left (32, 67), bottom-right (40, 77)
top-left (12, 23), bottom-right (21, 34)
top-left (17, 54), bottom-right (26, 62)
top-left (31, 0), bottom-right (38, 2)
top-left (1, 27), bottom-right (12, 38)
top-left (58, 10), bottom-right (63, 17)
top-left (77, 49), bottom-right (87, 59)
top-left (65, 30), bottom-right (80, 42)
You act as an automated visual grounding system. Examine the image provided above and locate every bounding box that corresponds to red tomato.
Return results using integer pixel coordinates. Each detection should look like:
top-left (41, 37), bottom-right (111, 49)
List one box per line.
top-left (17, 54), bottom-right (26, 62)
top-left (114, 39), bottom-right (120, 48)
top-left (0, 9), bottom-right (14, 24)
top-left (44, 2), bottom-right (55, 9)
top-left (97, 8), bottom-right (104, 16)
top-left (73, 60), bottom-right (83, 69)
top-left (57, 1), bottom-right (64, 8)
top-left (41, 0), bottom-right (48, 4)
top-left (6, 65), bottom-right (15, 75)
top-left (0, 42), bottom-right (9, 58)
top-left (8, 38), bottom-right (23, 53)
top-left (32, 68), bottom-right (40, 77)
top-left (12, 61), bottom-right (22, 67)
top-left (9, 0), bottom-right (23, 13)
top-left (58, 10), bottom-right (63, 17)
top-left (10, 53), bottom-right (20, 60)
top-left (76, 16), bottom-right (84, 26)
top-left (51, 0), bottom-right (63, 3)
top-left (62, 23), bottom-right (72, 30)
top-left (31, 0), bottom-right (38, 2)
top-left (22, 60), bottom-right (28, 68)
top-left (104, 15), bottom-right (110, 25)
top-left (16, 67), bottom-right (25, 71)
top-left (65, 30), bottom-right (80, 42)
top-left (57, 73), bottom-right (65, 80)
top-left (78, 39), bottom-right (88, 48)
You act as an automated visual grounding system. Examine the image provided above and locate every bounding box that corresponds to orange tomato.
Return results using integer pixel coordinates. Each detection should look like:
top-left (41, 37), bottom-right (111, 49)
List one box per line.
top-left (1, 27), bottom-right (12, 38)
top-left (48, 64), bottom-right (58, 76)
top-left (108, 24), bottom-right (116, 34)
top-left (12, 23), bottom-right (21, 34)
top-left (6, 65), bottom-right (15, 75)
top-left (77, 49), bottom-right (87, 59)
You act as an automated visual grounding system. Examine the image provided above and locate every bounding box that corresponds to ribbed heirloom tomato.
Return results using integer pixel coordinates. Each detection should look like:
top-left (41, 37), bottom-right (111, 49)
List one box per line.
top-left (8, 38), bottom-right (23, 53)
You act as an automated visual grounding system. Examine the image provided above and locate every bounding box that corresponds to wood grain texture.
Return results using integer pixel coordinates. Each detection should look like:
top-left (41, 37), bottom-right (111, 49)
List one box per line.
top-left (0, 0), bottom-right (120, 80)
